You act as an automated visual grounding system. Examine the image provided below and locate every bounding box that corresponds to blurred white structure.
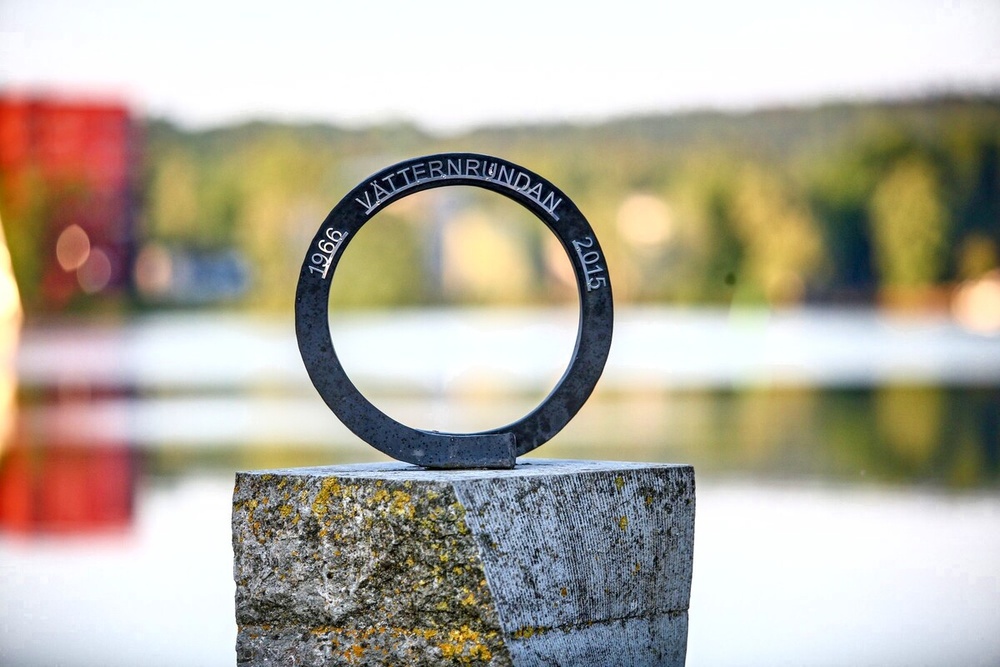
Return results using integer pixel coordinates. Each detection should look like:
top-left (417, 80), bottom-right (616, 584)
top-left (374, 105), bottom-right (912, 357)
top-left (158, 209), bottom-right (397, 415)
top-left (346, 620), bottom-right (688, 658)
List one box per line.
top-left (0, 215), bottom-right (22, 453)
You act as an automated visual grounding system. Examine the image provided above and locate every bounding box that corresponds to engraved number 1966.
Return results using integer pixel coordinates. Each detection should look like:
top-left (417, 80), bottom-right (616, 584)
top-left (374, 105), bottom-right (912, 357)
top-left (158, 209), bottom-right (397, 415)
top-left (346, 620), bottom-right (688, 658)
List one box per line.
top-left (308, 228), bottom-right (348, 279)
top-left (572, 237), bottom-right (607, 291)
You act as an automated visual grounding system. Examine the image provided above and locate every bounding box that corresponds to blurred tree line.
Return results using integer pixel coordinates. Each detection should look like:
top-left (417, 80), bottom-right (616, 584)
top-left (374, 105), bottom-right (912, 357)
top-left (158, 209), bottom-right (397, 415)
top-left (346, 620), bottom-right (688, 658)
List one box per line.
top-left (136, 94), bottom-right (999, 312)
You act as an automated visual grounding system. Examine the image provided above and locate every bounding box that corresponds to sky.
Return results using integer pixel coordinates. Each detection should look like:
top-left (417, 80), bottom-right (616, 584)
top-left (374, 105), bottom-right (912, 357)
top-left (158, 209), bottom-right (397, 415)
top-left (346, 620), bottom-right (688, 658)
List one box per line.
top-left (2, 0), bottom-right (999, 132)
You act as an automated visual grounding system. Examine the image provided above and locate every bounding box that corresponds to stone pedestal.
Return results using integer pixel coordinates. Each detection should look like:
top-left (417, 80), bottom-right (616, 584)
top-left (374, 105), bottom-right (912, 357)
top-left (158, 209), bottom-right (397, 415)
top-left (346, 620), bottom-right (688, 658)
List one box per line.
top-left (232, 459), bottom-right (695, 666)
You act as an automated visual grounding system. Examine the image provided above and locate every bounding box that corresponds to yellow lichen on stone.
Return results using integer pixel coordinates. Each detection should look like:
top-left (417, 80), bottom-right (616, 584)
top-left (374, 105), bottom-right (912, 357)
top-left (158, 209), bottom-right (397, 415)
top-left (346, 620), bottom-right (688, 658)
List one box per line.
top-left (311, 478), bottom-right (343, 520)
top-left (436, 625), bottom-right (492, 664)
top-left (390, 490), bottom-right (414, 518)
top-left (238, 475), bottom-right (512, 665)
top-left (614, 476), bottom-right (625, 490)
top-left (449, 501), bottom-right (468, 527)
top-left (618, 515), bottom-right (629, 530)
top-left (451, 626), bottom-right (479, 643)
top-left (513, 625), bottom-right (547, 639)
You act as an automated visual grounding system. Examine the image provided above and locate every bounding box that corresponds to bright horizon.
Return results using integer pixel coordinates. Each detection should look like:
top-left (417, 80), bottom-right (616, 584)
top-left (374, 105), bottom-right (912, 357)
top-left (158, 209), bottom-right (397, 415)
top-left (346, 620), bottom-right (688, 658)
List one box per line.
top-left (2, 0), bottom-right (999, 132)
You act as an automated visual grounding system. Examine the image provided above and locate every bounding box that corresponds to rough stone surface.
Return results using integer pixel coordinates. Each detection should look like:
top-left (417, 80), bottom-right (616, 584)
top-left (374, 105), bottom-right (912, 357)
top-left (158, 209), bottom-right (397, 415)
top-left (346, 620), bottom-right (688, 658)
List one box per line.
top-left (233, 459), bottom-right (695, 666)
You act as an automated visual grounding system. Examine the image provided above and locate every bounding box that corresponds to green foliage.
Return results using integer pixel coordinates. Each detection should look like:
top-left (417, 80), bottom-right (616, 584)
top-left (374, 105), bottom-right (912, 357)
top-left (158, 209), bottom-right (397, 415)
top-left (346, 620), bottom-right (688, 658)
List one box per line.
top-left (1, 171), bottom-right (47, 308)
top-left (105, 96), bottom-right (1000, 311)
top-left (868, 157), bottom-right (950, 287)
top-left (330, 211), bottom-right (427, 309)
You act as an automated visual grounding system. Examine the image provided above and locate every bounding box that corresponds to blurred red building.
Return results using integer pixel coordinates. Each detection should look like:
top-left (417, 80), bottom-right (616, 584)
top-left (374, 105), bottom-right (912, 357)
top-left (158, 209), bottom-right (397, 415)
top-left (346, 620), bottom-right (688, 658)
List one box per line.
top-left (0, 94), bottom-right (139, 310)
top-left (0, 94), bottom-right (138, 533)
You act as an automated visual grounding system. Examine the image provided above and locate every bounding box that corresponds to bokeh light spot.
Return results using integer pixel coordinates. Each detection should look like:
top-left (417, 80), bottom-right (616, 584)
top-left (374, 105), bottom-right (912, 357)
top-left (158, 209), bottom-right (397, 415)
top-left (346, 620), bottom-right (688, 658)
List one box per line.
top-left (55, 224), bottom-right (91, 272)
top-left (77, 248), bottom-right (112, 294)
top-left (616, 194), bottom-right (674, 249)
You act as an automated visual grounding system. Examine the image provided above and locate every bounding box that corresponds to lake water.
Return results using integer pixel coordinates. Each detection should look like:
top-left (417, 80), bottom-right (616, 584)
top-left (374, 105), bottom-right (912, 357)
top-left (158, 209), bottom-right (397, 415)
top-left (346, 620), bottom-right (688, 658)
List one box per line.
top-left (1, 306), bottom-right (999, 665)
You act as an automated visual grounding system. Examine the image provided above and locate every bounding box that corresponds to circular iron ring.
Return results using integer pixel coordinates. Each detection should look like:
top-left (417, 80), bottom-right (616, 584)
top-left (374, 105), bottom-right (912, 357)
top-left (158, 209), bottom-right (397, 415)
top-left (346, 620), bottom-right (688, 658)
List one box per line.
top-left (295, 153), bottom-right (613, 469)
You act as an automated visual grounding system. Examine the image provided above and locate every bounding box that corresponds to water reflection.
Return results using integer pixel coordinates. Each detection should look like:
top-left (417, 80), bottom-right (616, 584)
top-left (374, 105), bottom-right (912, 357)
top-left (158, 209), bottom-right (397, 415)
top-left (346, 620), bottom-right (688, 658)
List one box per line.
top-left (2, 306), bottom-right (998, 537)
top-left (546, 384), bottom-right (1000, 487)
top-left (3, 308), bottom-right (999, 489)
top-left (0, 432), bottom-right (136, 534)
top-left (0, 386), bottom-right (136, 535)
top-left (0, 308), bottom-right (998, 666)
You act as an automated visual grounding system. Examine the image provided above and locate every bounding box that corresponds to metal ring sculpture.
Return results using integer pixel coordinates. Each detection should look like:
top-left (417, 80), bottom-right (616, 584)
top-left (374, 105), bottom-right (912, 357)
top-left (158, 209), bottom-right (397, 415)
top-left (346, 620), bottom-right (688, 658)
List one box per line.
top-left (296, 153), bottom-right (613, 469)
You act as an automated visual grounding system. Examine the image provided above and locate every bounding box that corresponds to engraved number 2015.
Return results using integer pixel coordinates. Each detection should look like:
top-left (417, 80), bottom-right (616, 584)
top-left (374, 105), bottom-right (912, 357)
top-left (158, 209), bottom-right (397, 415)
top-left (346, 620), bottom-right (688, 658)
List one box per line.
top-left (572, 237), bottom-right (607, 291)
